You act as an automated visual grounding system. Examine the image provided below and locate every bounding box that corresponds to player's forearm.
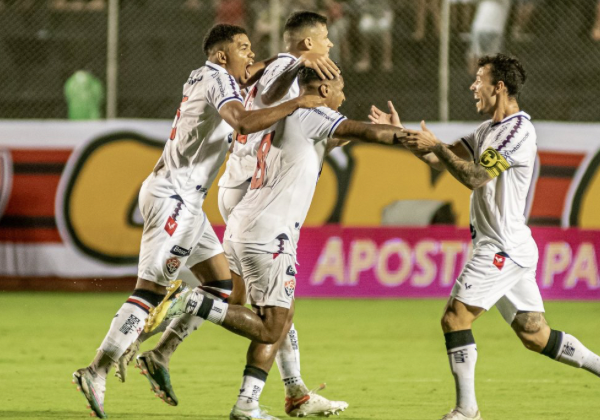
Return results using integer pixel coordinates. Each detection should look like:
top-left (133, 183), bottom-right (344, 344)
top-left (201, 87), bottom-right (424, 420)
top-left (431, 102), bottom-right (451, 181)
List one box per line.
top-left (430, 143), bottom-right (489, 189)
top-left (242, 55), bottom-right (278, 89)
top-left (413, 151), bottom-right (444, 171)
top-left (261, 60), bottom-right (302, 106)
top-left (335, 120), bottom-right (404, 145)
top-left (236, 99), bottom-right (299, 135)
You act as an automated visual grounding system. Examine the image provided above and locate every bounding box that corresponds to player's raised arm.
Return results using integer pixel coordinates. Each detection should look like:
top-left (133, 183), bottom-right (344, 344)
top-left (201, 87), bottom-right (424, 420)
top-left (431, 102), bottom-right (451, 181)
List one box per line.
top-left (369, 101), bottom-right (471, 171)
top-left (332, 120), bottom-right (406, 146)
top-left (219, 94), bottom-right (325, 135)
top-left (262, 53), bottom-right (339, 106)
top-left (403, 121), bottom-right (492, 190)
top-left (241, 55), bottom-right (278, 88)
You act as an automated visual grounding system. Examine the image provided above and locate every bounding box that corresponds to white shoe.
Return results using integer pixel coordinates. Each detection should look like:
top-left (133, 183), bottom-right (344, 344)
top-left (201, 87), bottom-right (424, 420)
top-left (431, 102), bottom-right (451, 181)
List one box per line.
top-left (114, 339), bottom-right (140, 382)
top-left (439, 409), bottom-right (482, 420)
top-left (286, 384), bottom-right (348, 417)
top-left (230, 405), bottom-right (280, 419)
top-left (72, 367), bottom-right (107, 418)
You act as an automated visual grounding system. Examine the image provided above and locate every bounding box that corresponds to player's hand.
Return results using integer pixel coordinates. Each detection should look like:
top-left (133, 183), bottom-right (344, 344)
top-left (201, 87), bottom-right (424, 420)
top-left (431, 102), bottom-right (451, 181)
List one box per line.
top-left (368, 101), bottom-right (403, 128)
top-left (403, 120), bottom-right (441, 153)
top-left (295, 94), bottom-right (327, 109)
top-left (299, 53), bottom-right (340, 80)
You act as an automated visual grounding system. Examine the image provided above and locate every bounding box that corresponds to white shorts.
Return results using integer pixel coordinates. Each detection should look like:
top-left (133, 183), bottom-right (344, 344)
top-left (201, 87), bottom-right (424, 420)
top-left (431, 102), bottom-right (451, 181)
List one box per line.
top-left (217, 181), bottom-right (250, 224)
top-left (137, 185), bottom-right (223, 286)
top-left (223, 239), bottom-right (296, 309)
top-left (451, 245), bottom-right (544, 324)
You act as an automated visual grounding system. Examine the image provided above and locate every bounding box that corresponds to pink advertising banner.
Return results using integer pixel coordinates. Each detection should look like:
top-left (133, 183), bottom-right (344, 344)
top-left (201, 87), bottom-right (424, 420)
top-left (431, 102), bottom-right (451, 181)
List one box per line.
top-left (215, 226), bottom-right (600, 300)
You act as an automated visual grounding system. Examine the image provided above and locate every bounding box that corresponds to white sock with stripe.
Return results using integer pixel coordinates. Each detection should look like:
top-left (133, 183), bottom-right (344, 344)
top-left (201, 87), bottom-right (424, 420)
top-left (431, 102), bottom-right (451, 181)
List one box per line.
top-left (91, 290), bottom-right (164, 377)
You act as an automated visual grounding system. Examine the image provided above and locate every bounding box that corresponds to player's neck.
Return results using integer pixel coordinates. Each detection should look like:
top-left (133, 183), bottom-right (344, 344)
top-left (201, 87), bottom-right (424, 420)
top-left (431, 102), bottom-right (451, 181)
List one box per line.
top-left (286, 48), bottom-right (302, 59)
top-left (491, 97), bottom-right (520, 123)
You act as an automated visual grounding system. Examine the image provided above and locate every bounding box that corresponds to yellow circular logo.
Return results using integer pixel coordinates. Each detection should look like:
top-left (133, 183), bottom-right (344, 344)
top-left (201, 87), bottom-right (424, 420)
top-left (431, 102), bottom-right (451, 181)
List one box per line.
top-left (480, 149), bottom-right (499, 168)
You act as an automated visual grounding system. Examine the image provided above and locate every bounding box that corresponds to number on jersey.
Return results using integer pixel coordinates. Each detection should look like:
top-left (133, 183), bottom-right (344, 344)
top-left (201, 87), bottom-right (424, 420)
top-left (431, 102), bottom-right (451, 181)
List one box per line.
top-left (250, 132), bottom-right (274, 189)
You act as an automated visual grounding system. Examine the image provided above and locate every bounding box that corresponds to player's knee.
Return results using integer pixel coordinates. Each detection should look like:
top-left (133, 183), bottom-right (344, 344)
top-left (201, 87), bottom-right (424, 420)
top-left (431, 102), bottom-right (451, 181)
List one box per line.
top-left (441, 311), bottom-right (465, 333)
top-left (253, 324), bottom-right (284, 344)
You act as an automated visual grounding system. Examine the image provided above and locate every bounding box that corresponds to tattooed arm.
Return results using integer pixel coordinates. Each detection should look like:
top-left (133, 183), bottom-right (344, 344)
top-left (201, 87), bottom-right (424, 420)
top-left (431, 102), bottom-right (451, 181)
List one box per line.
top-left (404, 121), bottom-right (492, 190)
top-left (429, 142), bottom-right (492, 190)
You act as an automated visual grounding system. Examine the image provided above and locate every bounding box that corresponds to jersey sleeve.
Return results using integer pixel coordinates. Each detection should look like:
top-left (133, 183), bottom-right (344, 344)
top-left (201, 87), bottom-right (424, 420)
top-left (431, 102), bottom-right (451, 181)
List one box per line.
top-left (460, 131), bottom-right (476, 160)
top-left (479, 118), bottom-right (536, 178)
top-left (206, 72), bottom-right (244, 111)
top-left (297, 107), bottom-right (347, 141)
top-left (261, 57), bottom-right (297, 98)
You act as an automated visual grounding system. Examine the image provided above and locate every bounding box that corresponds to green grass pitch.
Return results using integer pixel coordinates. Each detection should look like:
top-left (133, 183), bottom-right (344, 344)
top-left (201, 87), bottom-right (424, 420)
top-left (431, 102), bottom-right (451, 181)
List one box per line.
top-left (1, 293), bottom-right (599, 419)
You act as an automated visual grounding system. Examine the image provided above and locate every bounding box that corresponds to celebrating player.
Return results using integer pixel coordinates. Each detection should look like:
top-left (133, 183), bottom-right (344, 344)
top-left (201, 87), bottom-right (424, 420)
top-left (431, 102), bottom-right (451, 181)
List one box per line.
top-left (155, 66), bottom-right (406, 420)
top-left (217, 11), bottom-right (346, 418)
top-left (72, 23), bottom-right (325, 419)
top-left (121, 11), bottom-right (347, 418)
top-left (371, 53), bottom-right (600, 420)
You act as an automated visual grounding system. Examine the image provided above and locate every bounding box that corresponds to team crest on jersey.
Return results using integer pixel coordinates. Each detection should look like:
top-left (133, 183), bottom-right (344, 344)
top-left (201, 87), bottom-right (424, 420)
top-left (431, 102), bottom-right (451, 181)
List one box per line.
top-left (284, 278), bottom-right (296, 297)
top-left (493, 253), bottom-right (506, 271)
top-left (166, 257), bottom-right (180, 275)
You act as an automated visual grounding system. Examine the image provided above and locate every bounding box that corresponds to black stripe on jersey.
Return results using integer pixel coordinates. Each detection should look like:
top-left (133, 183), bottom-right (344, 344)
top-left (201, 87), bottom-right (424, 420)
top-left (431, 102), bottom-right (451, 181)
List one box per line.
top-left (460, 138), bottom-right (474, 157)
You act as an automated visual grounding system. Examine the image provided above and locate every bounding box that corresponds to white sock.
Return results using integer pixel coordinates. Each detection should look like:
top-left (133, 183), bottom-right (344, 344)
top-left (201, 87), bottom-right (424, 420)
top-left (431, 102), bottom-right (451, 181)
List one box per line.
top-left (445, 330), bottom-right (478, 417)
top-left (236, 372), bottom-right (266, 410)
top-left (557, 333), bottom-right (600, 376)
top-left (448, 344), bottom-right (478, 417)
top-left (186, 290), bottom-right (228, 325)
top-left (93, 297), bottom-right (152, 376)
top-left (276, 324), bottom-right (307, 397)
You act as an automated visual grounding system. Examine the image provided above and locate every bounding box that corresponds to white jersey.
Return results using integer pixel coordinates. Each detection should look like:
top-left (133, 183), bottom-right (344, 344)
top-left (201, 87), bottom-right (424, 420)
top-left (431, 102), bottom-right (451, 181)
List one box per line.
top-left (225, 106), bottom-right (346, 251)
top-left (148, 61), bottom-right (242, 215)
top-left (218, 53), bottom-right (299, 188)
top-left (461, 111), bottom-right (538, 267)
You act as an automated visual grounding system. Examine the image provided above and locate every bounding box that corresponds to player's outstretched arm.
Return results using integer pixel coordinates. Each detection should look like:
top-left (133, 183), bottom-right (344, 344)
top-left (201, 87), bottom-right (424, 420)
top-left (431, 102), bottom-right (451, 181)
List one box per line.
top-left (262, 53), bottom-right (339, 106)
top-left (333, 119), bottom-right (406, 145)
top-left (404, 121), bottom-right (492, 190)
top-left (219, 94), bottom-right (326, 135)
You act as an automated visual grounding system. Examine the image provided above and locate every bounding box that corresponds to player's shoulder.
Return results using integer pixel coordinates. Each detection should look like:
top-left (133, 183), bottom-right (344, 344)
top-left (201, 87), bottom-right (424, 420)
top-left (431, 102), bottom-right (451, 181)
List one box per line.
top-left (267, 53), bottom-right (297, 71)
top-left (261, 54), bottom-right (297, 81)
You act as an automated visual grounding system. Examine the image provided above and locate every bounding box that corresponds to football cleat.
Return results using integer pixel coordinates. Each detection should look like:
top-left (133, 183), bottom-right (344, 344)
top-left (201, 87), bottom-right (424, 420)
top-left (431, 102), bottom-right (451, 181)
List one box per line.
top-left (144, 279), bottom-right (184, 333)
top-left (164, 286), bottom-right (203, 319)
top-left (286, 384), bottom-right (348, 417)
top-left (72, 368), bottom-right (107, 419)
top-left (439, 409), bottom-right (483, 420)
top-left (230, 405), bottom-right (280, 420)
top-left (136, 351), bottom-right (178, 406)
top-left (113, 339), bottom-right (140, 383)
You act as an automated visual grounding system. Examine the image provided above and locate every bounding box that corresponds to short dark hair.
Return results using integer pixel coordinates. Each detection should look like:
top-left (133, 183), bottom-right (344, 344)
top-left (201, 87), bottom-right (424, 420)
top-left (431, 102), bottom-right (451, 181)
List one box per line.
top-left (298, 66), bottom-right (342, 87)
top-left (284, 11), bottom-right (327, 34)
top-left (478, 54), bottom-right (527, 97)
top-left (202, 24), bottom-right (247, 56)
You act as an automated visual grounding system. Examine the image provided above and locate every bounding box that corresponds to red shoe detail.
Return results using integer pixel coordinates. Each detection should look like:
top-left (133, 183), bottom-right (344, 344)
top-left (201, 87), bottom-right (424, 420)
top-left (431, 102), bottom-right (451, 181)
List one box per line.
top-left (285, 395), bottom-right (311, 415)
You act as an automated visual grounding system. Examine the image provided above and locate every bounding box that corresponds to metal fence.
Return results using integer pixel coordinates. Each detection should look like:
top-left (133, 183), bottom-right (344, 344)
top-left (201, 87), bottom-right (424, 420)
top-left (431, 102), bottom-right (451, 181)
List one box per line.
top-left (1, 0), bottom-right (599, 121)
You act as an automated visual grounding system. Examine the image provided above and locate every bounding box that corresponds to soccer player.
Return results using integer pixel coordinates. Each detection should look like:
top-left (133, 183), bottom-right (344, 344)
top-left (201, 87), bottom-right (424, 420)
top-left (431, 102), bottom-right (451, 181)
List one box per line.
top-left (72, 23), bottom-right (325, 419)
top-left (217, 11), bottom-right (346, 417)
top-left (129, 11), bottom-right (346, 418)
top-left (371, 53), bottom-right (600, 420)
top-left (159, 66), bottom-right (406, 420)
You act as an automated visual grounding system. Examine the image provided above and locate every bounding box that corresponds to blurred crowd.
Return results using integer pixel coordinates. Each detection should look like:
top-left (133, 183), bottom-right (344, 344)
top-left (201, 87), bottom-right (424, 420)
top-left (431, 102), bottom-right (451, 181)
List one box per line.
top-left (1, 0), bottom-right (599, 120)
top-left (3, 0), bottom-right (600, 68)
